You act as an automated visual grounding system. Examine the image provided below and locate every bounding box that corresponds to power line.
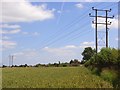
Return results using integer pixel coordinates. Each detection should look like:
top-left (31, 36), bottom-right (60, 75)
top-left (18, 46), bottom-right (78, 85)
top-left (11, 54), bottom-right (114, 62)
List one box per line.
top-left (38, 3), bottom-right (103, 48)
top-left (34, 3), bottom-right (117, 50)
top-left (43, 3), bottom-right (116, 48)
top-left (62, 3), bottom-right (117, 44)
top-left (65, 30), bottom-right (92, 43)
top-left (39, 19), bottom-right (92, 48)
top-left (89, 7), bottom-right (114, 53)
top-left (40, 3), bottom-right (116, 48)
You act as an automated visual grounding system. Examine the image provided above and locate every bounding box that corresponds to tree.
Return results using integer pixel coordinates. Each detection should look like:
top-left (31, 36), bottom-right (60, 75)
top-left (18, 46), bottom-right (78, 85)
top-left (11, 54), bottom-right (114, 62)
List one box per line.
top-left (70, 60), bottom-right (74, 64)
top-left (24, 64), bottom-right (28, 67)
top-left (85, 48), bottom-right (119, 68)
top-left (82, 47), bottom-right (95, 63)
top-left (2, 65), bottom-right (7, 68)
top-left (69, 59), bottom-right (80, 66)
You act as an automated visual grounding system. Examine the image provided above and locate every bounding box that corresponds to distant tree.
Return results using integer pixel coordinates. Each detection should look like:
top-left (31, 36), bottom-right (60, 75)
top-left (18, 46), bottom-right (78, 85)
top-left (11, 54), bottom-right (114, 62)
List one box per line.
top-left (24, 64), bottom-right (28, 67)
top-left (34, 64), bottom-right (41, 67)
top-left (54, 63), bottom-right (59, 67)
top-left (69, 59), bottom-right (80, 66)
top-left (63, 64), bottom-right (67, 67)
top-left (70, 60), bottom-right (74, 64)
top-left (82, 47), bottom-right (95, 63)
top-left (14, 65), bottom-right (18, 67)
top-left (2, 65), bottom-right (7, 68)
top-left (74, 59), bottom-right (80, 64)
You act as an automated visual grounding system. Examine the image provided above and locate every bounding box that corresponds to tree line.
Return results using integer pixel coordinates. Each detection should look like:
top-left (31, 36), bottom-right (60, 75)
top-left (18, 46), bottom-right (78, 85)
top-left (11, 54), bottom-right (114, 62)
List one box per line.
top-left (81, 47), bottom-right (120, 88)
top-left (1, 59), bottom-right (82, 68)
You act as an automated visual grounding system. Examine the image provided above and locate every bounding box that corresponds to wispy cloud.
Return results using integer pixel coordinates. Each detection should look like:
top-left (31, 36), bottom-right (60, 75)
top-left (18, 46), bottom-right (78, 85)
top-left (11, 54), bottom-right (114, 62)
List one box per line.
top-left (0, 40), bottom-right (17, 50)
top-left (75, 3), bottom-right (84, 9)
top-left (56, 2), bottom-right (65, 25)
top-left (13, 49), bottom-right (40, 61)
top-left (32, 32), bottom-right (39, 36)
top-left (80, 41), bottom-right (95, 48)
top-left (0, 29), bottom-right (21, 34)
top-left (0, 24), bottom-right (21, 29)
top-left (115, 37), bottom-right (119, 41)
top-left (1, 36), bottom-right (11, 40)
top-left (43, 45), bottom-right (78, 56)
top-left (21, 31), bottom-right (40, 36)
top-left (43, 42), bottom-right (95, 57)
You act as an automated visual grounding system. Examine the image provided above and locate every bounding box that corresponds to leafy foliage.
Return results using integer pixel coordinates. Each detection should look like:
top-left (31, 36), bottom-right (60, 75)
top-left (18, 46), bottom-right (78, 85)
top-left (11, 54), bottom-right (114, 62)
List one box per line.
top-left (83, 47), bottom-right (120, 88)
top-left (81, 47), bottom-right (95, 63)
top-left (85, 48), bottom-right (119, 67)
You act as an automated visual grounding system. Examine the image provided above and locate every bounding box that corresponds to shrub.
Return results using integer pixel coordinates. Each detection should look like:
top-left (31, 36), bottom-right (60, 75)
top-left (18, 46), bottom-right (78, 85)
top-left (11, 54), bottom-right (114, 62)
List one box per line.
top-left (100, 69), bottom-right (118, 84)
top-left (85, 48), bottom-right (119, 68)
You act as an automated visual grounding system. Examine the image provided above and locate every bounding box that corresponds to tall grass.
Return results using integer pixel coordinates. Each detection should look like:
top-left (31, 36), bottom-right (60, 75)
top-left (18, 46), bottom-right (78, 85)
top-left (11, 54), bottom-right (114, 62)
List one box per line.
top-left (2, 67), bottom-right (113, 88)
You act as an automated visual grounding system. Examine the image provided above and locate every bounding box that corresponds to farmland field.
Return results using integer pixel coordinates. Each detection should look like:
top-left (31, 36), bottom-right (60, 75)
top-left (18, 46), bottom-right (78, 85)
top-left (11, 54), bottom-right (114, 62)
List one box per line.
top-left (2, 66), bottom-right (113, 88)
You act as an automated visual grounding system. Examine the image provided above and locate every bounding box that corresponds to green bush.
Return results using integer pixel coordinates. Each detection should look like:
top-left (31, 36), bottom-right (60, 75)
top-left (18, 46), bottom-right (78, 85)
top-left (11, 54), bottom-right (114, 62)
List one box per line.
top-left (85, 48), bottom-right (119, 68)
top-left (91, 67), bottom-right (101, 76)
top-left (83, 47), bottom-right (119, 88)
top-left (100, 69), bottom-right (118, 84)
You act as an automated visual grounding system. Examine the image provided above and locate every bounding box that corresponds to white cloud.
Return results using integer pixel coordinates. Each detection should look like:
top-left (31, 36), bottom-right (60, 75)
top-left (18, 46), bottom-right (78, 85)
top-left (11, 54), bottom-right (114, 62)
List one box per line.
top-left (109, 18), bottom-right (118, 29)
top-left (0, 40), bottom-right (17, 50)
top-left (43, 42), bottom-right (95, 57)
top-left (32, 32), bottom-right (39, 36)
top-left (1, 0), bottom-right (54, 23)
top-left (2, 36), bottom-right (11, 40)
top-left (65, 45), bottom-right (77, 49)
top-left (92, 16), bottom-right (118, 30)
top-left (0, 29), bottom-right (21, 34)
top-left (14, 52), bottom-right (24, 56)
top-left (21, 31), bottom-right (39, 36)
top-left (13, 49), bottom-right (39, 59)
top-left (0, 24), bottom-right (21, 29)
top-left (80, 41), bottom-right (107, 52)
top-left (80, 41), bottom-right (94, 48)
top-left (43, 47), bottom-right (72, 56)
top-left (43, 45), bottom-right (79, 56)
top-left (57, 10), bottom-right (70, 14)
top-left (57, 10), bottom-right (62, 14)
top-left (115, 37), bottom-right (119, 41)
top-left (115, 38), bottom-right (118, 41)
top-left (75, 3), bottom-right (84, 9)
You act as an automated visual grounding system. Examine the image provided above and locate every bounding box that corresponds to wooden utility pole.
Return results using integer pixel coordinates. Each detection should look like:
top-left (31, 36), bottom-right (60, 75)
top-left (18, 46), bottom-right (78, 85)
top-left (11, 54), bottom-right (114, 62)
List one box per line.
top-left (89, 7), bottom-right (114, 53)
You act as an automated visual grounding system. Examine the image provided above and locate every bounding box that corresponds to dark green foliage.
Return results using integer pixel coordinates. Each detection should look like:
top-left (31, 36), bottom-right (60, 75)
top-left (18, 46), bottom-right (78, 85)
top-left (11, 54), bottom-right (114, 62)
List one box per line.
top-left (91, 67), bottom-right (101, 76)
top-left (70, 60), bottom-right (74, 64)
top-left (83, 47), bottom-right (120, 88)
top-left (62, 64), bottom-right (67, 67)
top-left (82, 47), bottom-right (95, 63)
top-left (85, 48), bottom-right (119, 67)
top-left (24, 64), bottom-right (28, 67)
top-left (19, 64), bottom-right (28, 67)
top-left (69, 59), bottom-right (80, 66)
top-left (2, 65), bottom-right (7, 68)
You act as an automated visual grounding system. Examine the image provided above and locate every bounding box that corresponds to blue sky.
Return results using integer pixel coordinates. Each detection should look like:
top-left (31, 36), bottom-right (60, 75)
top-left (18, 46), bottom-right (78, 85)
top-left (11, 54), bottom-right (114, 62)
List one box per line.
top-left (0, 0), bottom-right (118, 66)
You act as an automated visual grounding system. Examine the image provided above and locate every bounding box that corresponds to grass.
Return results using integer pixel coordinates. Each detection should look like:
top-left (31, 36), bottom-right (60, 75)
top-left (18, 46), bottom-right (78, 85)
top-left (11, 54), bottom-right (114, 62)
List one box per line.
top-left (0, 68), bottom-right (2, 89)
top-left (101, 69), bottom-right (117, 82)
top-left (2, 66), bottom-right (113, 88)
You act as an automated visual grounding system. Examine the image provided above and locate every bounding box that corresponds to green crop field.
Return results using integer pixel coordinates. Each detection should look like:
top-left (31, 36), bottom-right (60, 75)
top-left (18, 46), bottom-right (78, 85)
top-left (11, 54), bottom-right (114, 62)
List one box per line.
top-left (2, 66), bottom-right (113, 88)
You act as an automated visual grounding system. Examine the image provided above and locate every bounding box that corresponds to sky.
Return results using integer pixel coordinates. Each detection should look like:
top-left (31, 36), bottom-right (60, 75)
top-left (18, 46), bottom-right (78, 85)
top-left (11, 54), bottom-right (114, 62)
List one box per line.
top-left (0, 0), bottom-right (119, 66)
